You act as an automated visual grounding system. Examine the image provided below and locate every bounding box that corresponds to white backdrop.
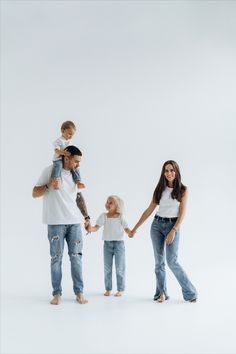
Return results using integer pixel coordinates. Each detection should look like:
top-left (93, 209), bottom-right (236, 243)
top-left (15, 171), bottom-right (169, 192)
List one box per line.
top-left (1, 1), bottom-right (236, 354)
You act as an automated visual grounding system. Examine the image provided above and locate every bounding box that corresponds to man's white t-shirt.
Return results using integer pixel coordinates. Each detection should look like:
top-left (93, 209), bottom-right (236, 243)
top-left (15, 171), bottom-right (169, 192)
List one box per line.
top-left (36, 165), bottom-right (81, 225)
top-left (52, 136), bottom-right (72, 161)
top-left (96, 213), bottom-right (128, 241)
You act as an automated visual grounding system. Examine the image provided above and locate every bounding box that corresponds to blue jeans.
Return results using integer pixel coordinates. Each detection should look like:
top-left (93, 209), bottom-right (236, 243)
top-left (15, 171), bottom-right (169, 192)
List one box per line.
top-left (103, 241), bottom-right (125, 292)
top-left (150, 217), bottom-right (197, 301)
top-left (52, 159), bottom-right (81, 181)
top-left (47, 224), bottom-right (83, 296)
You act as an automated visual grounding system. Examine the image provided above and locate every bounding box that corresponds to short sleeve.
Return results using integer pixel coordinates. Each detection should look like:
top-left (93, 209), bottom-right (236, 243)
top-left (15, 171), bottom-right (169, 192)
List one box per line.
top-left (53, 138), bottom-right (64, 149)
top-left (36, 166), bottom-right (52, 186)
top-left (96, 213), bottom-right (106, 227)
top-left (120, 215), bottom-right (128, 229)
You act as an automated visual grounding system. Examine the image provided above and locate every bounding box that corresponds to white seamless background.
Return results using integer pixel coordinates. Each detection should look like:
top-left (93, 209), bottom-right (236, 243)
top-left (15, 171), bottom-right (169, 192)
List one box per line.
top-left (1, 1), bottom-right (236, 354)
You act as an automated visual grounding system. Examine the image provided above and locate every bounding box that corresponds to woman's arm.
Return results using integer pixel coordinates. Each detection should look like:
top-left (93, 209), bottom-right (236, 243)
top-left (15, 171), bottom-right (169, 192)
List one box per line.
top-left (173, 188), bottom-right (188, 230)
top-left (165, 188), bottom-right (188, 245)
top-left (130, 199), bottom-right (157, 236)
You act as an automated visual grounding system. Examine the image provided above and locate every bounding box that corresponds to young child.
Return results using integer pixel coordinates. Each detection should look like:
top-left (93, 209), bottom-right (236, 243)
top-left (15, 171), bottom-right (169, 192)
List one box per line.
top-left (51, 120), bottom-right (85, 190)
top-left (87, 195), bottom-right (131, 297)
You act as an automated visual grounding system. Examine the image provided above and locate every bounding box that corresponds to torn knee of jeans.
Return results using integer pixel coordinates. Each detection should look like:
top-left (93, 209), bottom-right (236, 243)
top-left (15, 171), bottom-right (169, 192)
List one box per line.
top-left (71, 252), bottom-right (82, 257)
top-left (51, 235), bottom-right (59, 241)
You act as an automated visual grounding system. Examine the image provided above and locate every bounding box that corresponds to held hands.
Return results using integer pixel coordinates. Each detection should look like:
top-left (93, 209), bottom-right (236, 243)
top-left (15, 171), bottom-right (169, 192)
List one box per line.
top-left (84, 220), bottom-right (91, 234)
top-left (128, 229), bottom-right (136, 238)
top-left (165, 229), bottom-right (176, 245)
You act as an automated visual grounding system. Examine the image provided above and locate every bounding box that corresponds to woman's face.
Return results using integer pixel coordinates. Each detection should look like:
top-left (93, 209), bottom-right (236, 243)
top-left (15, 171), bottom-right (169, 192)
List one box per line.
top-left (164, 164), bottom-right (176, 185)
top-left (105, 198), bottom-right (117, 213)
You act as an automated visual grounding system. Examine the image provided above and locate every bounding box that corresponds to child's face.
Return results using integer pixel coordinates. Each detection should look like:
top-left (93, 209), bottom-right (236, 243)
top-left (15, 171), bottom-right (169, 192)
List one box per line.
top-left (105, 198), bottom-right (117, 213)
top-left (62, 127), bottom-right (75, 140)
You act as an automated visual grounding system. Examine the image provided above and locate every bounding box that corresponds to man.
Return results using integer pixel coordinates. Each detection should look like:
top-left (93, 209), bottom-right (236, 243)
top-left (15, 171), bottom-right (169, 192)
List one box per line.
top-left (32, 145), bottom-right (90, 305)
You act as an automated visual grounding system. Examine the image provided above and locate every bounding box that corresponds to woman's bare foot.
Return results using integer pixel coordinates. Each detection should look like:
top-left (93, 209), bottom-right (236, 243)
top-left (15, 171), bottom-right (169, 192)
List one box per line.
top-left (104, 290), bottom-right (112, 296)
top-left (76, 293), bottom-right (88, 304)
top-left (50, 295), bottom-right (61, 305)
top-left (114, 291), bottom-right (123, 297)
top-left (156, 293), bottom-right (165, 303)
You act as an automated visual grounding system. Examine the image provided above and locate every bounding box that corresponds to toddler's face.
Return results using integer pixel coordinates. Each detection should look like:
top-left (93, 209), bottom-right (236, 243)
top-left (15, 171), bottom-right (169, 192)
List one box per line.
top-left (105, 198), bottom-right (117, 213)
top-left (62, 127), bottom-right (75, 140)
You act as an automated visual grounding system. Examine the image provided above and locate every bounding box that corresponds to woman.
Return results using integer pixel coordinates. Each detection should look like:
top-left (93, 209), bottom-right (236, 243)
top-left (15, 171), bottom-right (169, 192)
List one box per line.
top-left (130, 160), bottom-right (197, 303)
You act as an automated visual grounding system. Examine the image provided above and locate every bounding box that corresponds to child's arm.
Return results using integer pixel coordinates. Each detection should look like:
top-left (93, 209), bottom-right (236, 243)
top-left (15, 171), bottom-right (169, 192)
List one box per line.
top-left (54, 148), bottom-right (70, 157)
top-left (87, 224), bottom-right (101, 233)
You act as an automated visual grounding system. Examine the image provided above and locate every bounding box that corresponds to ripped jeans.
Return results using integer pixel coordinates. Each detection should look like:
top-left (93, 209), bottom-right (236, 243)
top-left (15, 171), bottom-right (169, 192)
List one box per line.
top-left (47, 224), bottom-right (83, 296)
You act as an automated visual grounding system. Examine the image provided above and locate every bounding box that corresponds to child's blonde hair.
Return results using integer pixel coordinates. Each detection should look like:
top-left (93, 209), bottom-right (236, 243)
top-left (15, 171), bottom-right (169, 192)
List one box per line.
top-left (61, 121), bottom-right (76, 131)
top-left (107, 195), bottom-right (124, 214)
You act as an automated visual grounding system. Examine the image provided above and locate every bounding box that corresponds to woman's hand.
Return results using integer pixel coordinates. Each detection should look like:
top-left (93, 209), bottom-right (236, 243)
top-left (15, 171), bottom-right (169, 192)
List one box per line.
top-left (128, 229), bottom-right (136, 238)
top-left (165, 229), bottom-right (176, 245)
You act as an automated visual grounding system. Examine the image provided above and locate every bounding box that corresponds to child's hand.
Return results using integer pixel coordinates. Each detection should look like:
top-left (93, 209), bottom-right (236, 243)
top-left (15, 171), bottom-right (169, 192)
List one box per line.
top-left (63, 150), bottom-right (71, 157)
top-left (128, 229), bottom-right (136, 238)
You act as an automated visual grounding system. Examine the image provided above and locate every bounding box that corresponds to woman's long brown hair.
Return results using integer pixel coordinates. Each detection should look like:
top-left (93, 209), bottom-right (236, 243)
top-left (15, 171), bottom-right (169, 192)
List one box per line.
top-left (153, 160), bottom-right (186, 204)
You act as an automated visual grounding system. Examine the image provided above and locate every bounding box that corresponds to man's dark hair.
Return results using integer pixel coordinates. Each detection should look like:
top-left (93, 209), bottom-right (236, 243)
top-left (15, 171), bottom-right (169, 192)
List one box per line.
top-left (62, 145), bottom-right (82, 165)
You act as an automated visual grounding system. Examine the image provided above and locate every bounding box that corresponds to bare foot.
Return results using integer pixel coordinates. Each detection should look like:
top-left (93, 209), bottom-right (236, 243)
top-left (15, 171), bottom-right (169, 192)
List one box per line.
top-left (52, 178), bottom-right (60, 190)
top-left (104, 290), bottom-right (112, 296)
top-left (156, 293), bottom-right (165, 303)
top-left (76, 181), bottom-right (85, 189)
top-left (114, 291), bottom-right (123, 297)
top-left (50, 295), bottom-right (61, 305)
top-left (76, 293), bottom-right (88, 304)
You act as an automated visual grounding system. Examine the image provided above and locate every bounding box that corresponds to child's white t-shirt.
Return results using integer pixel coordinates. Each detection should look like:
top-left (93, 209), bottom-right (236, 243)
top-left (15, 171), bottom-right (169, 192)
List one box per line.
top-left (96, 213), bottom-right (128, 241)
top-left (53, 136), bottom-right (72, 161)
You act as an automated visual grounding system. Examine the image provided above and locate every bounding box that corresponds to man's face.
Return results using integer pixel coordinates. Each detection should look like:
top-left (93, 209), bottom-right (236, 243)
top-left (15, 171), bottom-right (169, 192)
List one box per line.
top-left (65, 155), bottom-right (81, 170)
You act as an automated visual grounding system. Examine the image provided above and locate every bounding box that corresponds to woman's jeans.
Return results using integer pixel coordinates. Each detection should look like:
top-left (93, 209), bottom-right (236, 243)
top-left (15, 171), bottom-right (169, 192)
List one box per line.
top-left (48, 224), bottom-right (83, 296)
top-left (52, 159), bottom-right (81, 181)
top-left (150, 217), bottom-right (197, 301)
top-left (103, 241), bottom-right (125, 292)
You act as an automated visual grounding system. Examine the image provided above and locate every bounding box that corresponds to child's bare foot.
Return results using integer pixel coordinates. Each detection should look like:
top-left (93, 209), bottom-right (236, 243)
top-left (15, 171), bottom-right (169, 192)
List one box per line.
top-left (114, 291), bottom-right (123, 297)
top-left (52, 178), bottom-right (60, 190)
top-left (104, 290), bottom-right (112, 296)
top-left (50, 295), bottom-right (61, 305)
top-left (156, 293), bottom-right (165, 303)
top-left (76, 181), bottom-right (85, 189)
top-left (76, 293), bottom-right (88, 304)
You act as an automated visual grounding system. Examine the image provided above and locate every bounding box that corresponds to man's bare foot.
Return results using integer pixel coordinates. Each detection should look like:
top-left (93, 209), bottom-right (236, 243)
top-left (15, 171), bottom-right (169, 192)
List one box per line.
top-left (76, 293), bottom-right (88, 304)
top-left (114, 291), bottom-right (123, 297)
top-left (50, 295), bottom-right (61, 305)
top-left (52, 178), bottom-right (60, 190)
top-left (156, 293), bottom-right (165, 303)
top-left (104, 290), bottom-right (112, 296)
top-left (76, 181), bottom-right (85, 189)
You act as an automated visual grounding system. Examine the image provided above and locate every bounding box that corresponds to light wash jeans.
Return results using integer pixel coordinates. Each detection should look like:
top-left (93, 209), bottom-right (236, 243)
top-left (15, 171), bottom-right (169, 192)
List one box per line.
top-left (103, 241), bottom-right (125, 292)
top-left (150, 216), bottom-right (197, 301)
top-left (47, 224), bottom-right (83, 296)
top-left (52, 159), bottom-right (81, 181)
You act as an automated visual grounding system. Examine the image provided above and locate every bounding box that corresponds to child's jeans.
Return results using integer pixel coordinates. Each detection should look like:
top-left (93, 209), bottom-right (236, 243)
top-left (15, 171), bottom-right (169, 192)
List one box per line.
top-left (103, 241), bottom-right (125, 292)
top-left (52, 159), bottom-right (81, 182)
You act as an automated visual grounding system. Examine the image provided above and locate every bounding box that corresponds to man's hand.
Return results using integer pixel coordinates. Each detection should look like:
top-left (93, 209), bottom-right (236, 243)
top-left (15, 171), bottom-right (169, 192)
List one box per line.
top-left (84, 219), bottom-right (91, 233)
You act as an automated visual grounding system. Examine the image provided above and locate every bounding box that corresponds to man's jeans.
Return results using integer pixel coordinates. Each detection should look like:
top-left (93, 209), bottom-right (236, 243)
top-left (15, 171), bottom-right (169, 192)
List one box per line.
top-left (103, 241), bottom-right (125, 292)
top-left (52, 159), bottom-right (81, 181)
top-left (150, 217), bottom-right (197, 301)
top-left (48, 224), bottom-right (83, 296)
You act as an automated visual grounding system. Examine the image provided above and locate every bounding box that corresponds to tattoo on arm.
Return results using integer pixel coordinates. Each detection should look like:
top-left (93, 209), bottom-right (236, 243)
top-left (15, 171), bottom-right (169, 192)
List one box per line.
top-left (76, 192), bottom-right (89, 218)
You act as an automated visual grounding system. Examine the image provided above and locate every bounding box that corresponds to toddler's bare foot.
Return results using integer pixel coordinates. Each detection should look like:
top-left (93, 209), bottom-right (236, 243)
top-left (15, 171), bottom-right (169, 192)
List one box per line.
top-left (50, 295), bottom-right (61, 305)
top-left (104, 290), bottom-right (112, 296)
top-left (76, 181), bottom-right (85, 189)
top-left (76, 293), bottom-right (88, 304)
top-left (114, 291), bottom-right (123, 297)
top-left (52, 178), bottom-right (60, 190)
top-left (156, 293), bottom-right (165, 303)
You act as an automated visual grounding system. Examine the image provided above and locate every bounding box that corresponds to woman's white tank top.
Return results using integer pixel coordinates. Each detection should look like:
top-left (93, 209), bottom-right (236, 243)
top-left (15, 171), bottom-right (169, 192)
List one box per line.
top-left (156, 187), bottom-right (180, 217)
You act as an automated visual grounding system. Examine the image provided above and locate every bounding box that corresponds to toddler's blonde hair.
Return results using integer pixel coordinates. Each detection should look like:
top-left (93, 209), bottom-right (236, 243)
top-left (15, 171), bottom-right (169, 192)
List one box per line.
top-left (107, 195), bottom-right (124, 214)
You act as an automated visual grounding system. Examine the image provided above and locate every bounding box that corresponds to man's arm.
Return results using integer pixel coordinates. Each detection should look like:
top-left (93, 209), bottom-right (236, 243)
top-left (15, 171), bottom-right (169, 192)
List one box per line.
top-left (32, 179), bottom-right (56, 198)
top-left (76, 192), bottom-right (89, 218)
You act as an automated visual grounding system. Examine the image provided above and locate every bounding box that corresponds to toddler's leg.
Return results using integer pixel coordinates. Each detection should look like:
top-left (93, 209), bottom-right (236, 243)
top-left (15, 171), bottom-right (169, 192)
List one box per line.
top-left (114, 241), bottom-right (125, 296)
top-left (103, 241), bottom-right (113, 294)
top-left (71, 168), bottom-right (86, 189)
top-left (51, 160), bottom-right (62, 189)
